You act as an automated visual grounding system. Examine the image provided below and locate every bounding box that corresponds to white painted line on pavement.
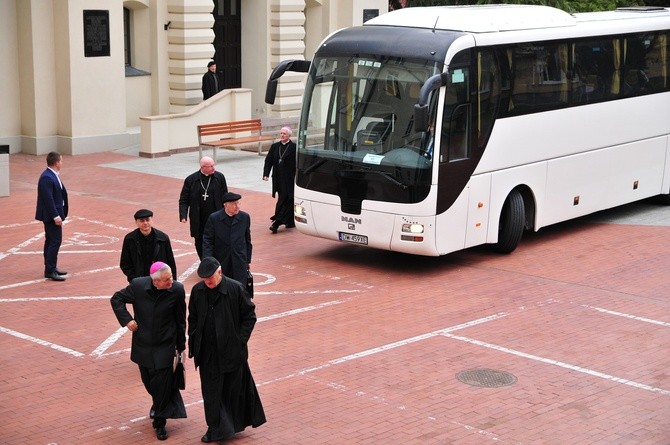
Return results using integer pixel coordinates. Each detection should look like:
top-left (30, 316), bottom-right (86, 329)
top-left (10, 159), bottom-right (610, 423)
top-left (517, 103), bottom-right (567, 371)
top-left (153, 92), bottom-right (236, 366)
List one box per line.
top-left (442, 333), bottom-right (670, 396)
top-left (91, 327), bottom-right (127, 358)
top-left (259, 312), bottom-right (509, 386)
top-left (584, 305), bottom-right (670, 327)
top-left (0, 325), bottom-right (85, 358)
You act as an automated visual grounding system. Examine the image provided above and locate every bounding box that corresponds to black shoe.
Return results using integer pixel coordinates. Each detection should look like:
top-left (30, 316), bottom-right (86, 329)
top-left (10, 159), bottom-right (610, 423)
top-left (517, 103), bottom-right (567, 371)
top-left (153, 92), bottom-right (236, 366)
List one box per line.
top-left (155, 426), bottom-right (168, 440)
top-left (54, 268), bottom-right (68, 275)
top-left (286, 223), bottom-right (295, 228)
top-left (44, 272), bottom-right (66, 281)
top-left (269, 225), bottom-right (278, 234)
top-left (201, 431), bottom-right (214, 443)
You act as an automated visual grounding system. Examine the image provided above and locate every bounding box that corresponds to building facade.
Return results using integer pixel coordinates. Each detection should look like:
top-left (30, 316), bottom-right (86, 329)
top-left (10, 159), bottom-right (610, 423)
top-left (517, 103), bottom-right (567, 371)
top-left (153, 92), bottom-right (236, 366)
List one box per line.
top-left (0, 0), bottom-right (387, 155)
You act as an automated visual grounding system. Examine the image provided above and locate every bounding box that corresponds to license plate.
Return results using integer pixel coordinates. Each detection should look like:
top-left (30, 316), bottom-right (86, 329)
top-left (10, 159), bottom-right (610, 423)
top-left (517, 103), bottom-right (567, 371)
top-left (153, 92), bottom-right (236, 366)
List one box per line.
top-left (338, 232), bottom-right (368, 245)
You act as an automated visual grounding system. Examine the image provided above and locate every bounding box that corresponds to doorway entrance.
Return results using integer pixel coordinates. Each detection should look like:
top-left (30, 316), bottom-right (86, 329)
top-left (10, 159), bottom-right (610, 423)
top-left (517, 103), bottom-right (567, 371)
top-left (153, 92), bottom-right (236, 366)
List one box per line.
top-left (212, 0), bottom-right (241, 89)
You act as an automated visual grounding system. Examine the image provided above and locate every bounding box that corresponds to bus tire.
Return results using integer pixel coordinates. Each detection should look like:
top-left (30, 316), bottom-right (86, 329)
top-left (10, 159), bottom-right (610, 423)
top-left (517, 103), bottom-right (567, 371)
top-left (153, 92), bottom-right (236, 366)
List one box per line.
top-left (494, 190), bottom-right (525, 254)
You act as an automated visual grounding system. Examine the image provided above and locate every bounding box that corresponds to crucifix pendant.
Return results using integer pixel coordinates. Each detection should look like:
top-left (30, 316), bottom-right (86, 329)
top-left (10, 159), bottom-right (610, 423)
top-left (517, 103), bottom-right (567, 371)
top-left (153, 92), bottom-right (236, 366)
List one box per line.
top-left (202, 192), bottom-right (209, 201)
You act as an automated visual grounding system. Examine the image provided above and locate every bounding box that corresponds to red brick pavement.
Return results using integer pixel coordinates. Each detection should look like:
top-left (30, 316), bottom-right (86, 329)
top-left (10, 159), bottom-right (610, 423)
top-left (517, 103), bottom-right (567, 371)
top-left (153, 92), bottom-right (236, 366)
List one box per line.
top-left (1, 152), bottom-right (669, 444)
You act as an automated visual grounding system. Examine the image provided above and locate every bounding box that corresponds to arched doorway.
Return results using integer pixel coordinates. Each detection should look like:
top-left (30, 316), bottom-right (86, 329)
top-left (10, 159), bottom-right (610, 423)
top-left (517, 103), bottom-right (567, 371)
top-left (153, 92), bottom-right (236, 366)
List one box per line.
top-left (212, 0), bottom-right (241, 89)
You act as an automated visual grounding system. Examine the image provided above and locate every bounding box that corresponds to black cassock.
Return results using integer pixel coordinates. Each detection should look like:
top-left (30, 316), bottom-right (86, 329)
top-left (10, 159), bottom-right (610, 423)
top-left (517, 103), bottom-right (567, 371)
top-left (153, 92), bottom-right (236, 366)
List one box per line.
top-left (188, 278), bottom-right (266, 441)
top-left (111, 278), bottom-right (187, 422)
top-left (263, 139), bottom-right (296, 226)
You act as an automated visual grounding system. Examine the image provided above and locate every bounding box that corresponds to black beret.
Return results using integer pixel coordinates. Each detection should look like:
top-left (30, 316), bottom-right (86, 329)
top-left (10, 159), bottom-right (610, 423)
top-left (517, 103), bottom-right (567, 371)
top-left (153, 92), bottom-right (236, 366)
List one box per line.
top-left (222, 192), bottom-right (242, 203)
top-left (207, 61), bottom-right (216, 67)
top-left (197, 257), bottom-right (221, 278)
top-left (134, 209), bottom-right (153, 220)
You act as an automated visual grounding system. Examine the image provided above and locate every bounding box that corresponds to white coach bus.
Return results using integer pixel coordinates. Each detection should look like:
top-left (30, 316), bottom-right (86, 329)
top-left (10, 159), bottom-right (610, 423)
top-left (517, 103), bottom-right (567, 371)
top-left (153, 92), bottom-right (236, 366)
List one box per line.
top-left (265, 5), bottom-right (670, 256)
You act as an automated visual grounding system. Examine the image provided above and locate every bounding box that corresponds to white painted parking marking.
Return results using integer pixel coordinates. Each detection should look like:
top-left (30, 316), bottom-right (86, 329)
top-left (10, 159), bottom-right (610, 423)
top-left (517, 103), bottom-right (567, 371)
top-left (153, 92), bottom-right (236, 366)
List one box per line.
top-left (259, 312), bottom-right (509, 386)
top-left (584, 305), bottom-right (670, 327)
top-left (442, 333), bottom-right (670, 396)
top-left (0, 325), bottom-right (85, 358)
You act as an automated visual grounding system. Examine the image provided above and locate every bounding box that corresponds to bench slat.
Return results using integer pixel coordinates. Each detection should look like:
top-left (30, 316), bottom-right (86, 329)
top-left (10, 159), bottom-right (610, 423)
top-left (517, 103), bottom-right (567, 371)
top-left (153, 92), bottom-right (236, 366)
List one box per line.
top-left (197, 118), bottom-right (274, 157)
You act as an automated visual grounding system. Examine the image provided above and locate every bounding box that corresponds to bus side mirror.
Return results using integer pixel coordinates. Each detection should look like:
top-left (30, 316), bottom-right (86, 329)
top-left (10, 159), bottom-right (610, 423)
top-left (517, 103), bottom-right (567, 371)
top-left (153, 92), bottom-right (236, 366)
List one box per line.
top-left (413, 72), bottom-right (449, 132)
top-left (265, 80), bottom-right (279, 105)
top-left (414, 104), bottom-right (429, 133)
top-left (265, 59), bottom-right (311, 105)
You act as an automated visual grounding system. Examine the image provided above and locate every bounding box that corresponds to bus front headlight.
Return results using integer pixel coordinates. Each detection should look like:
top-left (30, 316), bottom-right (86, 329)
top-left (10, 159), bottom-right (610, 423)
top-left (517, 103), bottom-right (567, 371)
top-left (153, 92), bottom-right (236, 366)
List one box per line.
top-left (401, 223), bottom-right (424, 242)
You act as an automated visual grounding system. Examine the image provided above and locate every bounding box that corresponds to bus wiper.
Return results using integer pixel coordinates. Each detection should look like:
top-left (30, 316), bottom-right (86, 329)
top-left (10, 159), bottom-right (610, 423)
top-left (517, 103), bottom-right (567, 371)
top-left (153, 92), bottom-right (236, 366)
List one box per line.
top-left (339, 168), bottom-right (408, 190)
top-left (303, 159), bottom-right (328, 175)
top-left (372, 170), bottom-right (409, 190)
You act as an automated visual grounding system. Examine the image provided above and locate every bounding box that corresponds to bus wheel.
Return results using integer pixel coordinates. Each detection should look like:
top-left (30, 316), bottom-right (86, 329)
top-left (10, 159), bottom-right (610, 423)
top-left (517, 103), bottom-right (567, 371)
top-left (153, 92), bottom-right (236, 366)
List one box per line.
top-left (494, 190), bottom-right (525, 254)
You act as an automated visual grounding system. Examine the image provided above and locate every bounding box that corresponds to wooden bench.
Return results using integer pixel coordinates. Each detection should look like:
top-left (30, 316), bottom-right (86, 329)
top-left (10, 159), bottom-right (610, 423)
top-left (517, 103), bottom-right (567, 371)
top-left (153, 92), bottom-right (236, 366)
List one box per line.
top-left (197, 119), bottom-right (275, 158)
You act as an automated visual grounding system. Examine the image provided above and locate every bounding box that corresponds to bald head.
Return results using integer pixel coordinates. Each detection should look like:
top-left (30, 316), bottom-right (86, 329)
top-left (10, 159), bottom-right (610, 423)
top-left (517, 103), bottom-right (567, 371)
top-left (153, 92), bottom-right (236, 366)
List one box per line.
top-left (199, 156), bottom-right (215, 175)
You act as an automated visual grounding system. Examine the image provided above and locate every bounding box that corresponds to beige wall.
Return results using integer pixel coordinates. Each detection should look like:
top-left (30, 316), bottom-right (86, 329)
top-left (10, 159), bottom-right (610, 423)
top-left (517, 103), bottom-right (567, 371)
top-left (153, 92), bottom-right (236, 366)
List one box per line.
top-left (0, 0), bottom-right (21, 152)
top-left (0, 0), bottom-right (389, 155)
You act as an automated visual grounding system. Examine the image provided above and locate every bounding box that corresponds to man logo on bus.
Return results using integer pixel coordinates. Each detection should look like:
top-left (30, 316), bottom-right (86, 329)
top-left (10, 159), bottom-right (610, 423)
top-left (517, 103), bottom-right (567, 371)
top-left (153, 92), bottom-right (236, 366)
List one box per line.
top-left (348, 223), bottom-right (355, 230)
top-left (342, 216), bottom-right (362, 224)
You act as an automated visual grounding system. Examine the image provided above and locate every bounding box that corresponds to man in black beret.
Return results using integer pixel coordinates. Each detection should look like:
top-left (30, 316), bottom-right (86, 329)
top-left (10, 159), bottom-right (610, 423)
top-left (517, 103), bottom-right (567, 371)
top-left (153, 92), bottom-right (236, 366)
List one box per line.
top-left (120, 209), bottom-right (177, 283)
top-left (202, 61), bottom-right (221, 100)
top-left (202, 192), bottom-right (252, 285)
top-left (188, 257), bottom-right (265, 442)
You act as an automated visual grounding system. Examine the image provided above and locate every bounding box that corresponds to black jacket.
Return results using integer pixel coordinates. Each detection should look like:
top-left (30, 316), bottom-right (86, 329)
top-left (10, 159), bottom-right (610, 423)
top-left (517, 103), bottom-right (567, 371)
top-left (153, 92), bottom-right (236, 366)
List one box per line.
top-left (187, 277), bottom-right (256, 370)
top-left (178, 170), bottom-right (228, 238)
top-left (120, 228), bottom-right (177, 283)
top-left (202, 210), bottom-right (252, 284)
top-left (111, 277), bottom-right (186, 369)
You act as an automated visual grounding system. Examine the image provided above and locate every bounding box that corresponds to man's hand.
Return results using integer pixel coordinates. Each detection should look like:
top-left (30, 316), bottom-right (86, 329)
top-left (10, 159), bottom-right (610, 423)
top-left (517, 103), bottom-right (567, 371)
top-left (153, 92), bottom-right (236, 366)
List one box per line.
top-left (126, 320), bottom-right (139, 332)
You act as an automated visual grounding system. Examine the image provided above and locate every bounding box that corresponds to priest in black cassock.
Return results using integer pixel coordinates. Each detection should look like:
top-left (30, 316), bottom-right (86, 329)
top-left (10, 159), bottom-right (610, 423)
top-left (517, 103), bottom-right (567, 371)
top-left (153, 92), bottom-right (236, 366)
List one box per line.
top-left (179, 156), bottom-right (228, 259)
top-left (110, 262), bottom-right (187, 441)
top-left (188, 257), bottom-right (266, 443)
top-left (263, 126), bottom-right (296, 233)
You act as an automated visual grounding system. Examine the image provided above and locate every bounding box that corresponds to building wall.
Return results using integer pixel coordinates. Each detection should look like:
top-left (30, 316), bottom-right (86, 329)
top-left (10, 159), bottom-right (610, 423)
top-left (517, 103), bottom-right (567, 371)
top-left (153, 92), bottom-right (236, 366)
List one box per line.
top-left (0, 0), bottom-right (388, 155)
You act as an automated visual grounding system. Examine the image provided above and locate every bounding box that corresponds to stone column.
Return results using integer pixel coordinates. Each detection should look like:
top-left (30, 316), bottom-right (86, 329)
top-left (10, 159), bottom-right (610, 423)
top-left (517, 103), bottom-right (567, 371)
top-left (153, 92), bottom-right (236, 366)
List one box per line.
top-left (166, 0), bottom-right (215, 113)
top-left (269, 0), bottom-right (306, 117)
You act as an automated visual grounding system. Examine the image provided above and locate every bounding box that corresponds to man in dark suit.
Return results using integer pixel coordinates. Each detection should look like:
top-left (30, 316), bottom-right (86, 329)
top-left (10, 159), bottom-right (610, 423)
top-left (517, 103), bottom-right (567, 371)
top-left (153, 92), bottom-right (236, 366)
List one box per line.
top-left (35, 151), bottom-right (69, 281)
top-left (110, 262), bottom-right (187, 441)
top-left (202, 192), bottom-right (252, 285)
top-left (188, 257), bottom-right (265, 442)
top-left (178, 156), bottom-right (228, 259)
top-left (202, 61), bottom-right (221, 100)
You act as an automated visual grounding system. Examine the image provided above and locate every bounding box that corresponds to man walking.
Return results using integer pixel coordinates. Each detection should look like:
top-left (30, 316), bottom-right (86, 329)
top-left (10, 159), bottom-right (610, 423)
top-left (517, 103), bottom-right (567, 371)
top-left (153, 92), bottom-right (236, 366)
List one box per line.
top-left (35, 151), bottom-right (69, 281)
top-left (202, 192), bottom-right (252, 285)
top-left (120, 209), bottom-right (177, 283)
top-left (179, 156), bottom-right (228, 259)
top-left (263, 126), bottom-right (296, 233)
top-left (188, 257), bottom-right (265, 442)
top-left (110, 262), bottom-right (187, 440)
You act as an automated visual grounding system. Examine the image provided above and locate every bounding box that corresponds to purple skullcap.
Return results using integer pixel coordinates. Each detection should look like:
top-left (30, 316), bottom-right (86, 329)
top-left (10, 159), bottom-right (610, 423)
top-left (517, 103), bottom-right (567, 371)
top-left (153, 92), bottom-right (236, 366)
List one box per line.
top-left (150, 261), bottom-right (167, 275)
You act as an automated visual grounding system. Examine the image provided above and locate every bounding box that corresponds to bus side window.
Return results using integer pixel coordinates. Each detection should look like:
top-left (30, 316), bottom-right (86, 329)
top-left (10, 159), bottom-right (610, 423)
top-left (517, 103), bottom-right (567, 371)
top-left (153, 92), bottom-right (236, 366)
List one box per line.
top-left (441, 66), bottom-right (470, 162)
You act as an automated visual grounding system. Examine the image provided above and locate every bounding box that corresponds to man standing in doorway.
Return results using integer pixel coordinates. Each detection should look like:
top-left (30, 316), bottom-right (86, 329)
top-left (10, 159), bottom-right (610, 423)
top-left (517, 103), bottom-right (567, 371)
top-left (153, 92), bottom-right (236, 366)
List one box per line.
top-left (202, 61), bottom-right (221, 100)
top-left (35, 151), bottom-right (69, 281)
top-left (179, 156), bottom-right (228, 259)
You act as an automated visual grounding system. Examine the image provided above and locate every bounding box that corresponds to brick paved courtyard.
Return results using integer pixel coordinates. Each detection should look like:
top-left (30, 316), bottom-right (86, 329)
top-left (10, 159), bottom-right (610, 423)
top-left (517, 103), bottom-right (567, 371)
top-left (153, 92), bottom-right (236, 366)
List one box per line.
top-left (1, 152), bottom-right (669, 444)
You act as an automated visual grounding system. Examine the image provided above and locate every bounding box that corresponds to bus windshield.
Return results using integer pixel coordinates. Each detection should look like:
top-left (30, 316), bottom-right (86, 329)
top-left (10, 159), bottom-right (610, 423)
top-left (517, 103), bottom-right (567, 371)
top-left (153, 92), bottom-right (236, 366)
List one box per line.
top-left (296, 55), bottom-right (441, 208)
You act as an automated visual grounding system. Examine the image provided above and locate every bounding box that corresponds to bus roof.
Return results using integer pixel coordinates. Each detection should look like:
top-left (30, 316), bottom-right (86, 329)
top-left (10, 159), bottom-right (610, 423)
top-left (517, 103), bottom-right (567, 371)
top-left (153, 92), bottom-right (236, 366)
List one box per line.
top-left (365, 5), bottom-right (670, 34)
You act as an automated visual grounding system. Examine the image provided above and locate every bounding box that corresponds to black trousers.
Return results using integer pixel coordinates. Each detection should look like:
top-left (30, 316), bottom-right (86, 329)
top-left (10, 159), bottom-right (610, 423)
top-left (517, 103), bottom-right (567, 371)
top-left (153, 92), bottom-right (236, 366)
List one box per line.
top-left (42, 221), bottom-right (62, 274)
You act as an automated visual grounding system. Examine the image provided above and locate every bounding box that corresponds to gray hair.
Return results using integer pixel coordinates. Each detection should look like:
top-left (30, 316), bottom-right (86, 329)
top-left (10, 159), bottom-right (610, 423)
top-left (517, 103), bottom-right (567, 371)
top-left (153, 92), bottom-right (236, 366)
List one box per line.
top-left (150, 263), bottom-right (172, 280)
